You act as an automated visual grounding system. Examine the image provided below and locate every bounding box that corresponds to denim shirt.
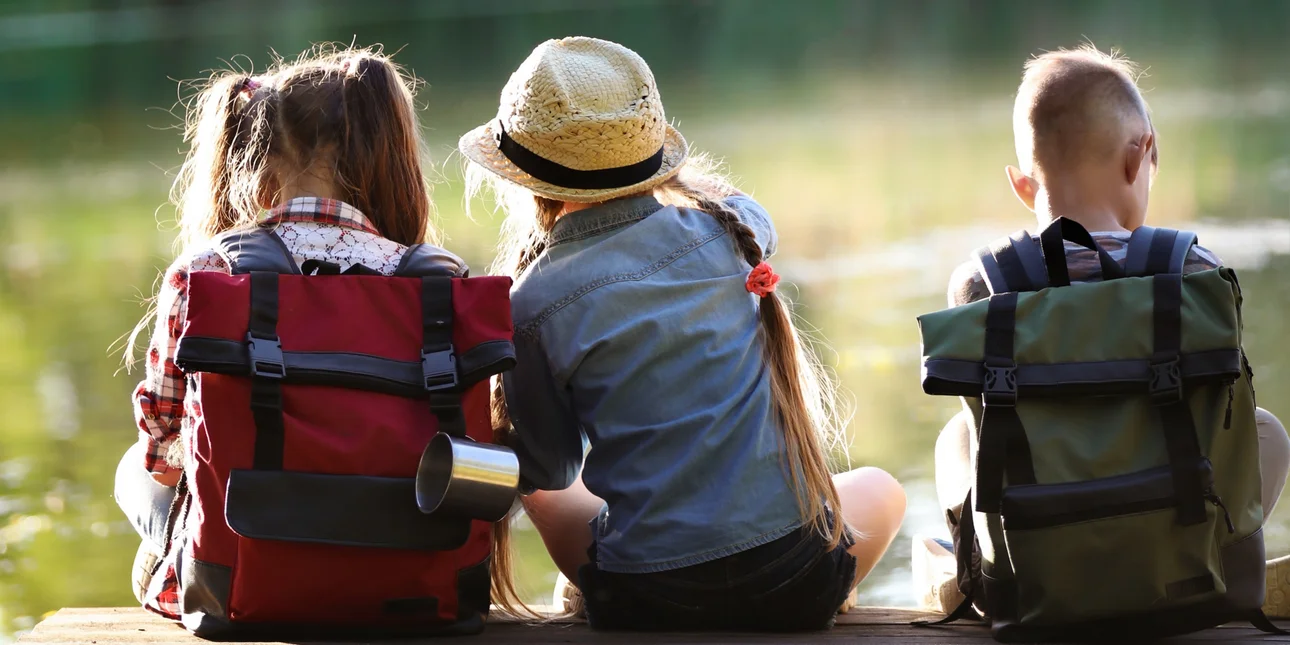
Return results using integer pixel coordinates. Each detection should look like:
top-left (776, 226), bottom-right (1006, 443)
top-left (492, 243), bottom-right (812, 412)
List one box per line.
top-left (504, 194), bottom-right (804, 573)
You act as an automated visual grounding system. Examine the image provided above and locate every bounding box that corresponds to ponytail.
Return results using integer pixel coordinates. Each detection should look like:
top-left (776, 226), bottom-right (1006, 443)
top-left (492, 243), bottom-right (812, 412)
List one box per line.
top-left (656, 157), bottom-right (848, 549)
top-left (125, 72), bottom-right (268, 368)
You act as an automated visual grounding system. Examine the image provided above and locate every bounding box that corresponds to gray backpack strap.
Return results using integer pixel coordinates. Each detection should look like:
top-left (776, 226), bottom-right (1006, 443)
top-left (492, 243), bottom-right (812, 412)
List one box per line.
top-left (213, 228), bottom-right (300, 275)
top-left (973, 230), bottom-right (1047, 295)
top-left (1126, 226), bottom-right (1198, 276)
top-left (1125, 226), bottom-right (1157, 276)
top-left (395, 243), bottom-right (469, 278)
top-left (973, 246), bottom-right (1010, 295)
top-left (1006, 231), bottom-right (1049, 292)
top-left (1168, 230), bottom-right (1199, 274)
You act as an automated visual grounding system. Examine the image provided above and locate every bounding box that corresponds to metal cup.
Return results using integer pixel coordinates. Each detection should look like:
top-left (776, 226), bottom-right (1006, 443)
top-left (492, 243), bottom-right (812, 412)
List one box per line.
top-left (415, 433), bottom-right (520, 522)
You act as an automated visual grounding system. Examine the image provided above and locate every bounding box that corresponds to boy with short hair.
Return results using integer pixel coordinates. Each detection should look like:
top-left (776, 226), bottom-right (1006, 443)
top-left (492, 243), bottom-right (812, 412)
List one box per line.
top-left (917, 45), bottom-right (1290, 617)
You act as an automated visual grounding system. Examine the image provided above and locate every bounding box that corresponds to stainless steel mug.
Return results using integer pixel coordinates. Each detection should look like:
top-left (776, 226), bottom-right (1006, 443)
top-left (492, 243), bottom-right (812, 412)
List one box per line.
top-left (415, 432), bottom-right (520, 522)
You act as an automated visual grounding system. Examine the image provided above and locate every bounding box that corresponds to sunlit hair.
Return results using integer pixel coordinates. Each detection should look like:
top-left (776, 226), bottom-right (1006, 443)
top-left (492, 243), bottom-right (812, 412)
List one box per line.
top-left (121, 43), bottom-right (534, 618)
top-left (1014, 44), bottom-right (1157, 177)
top-left (468, 152), bottom-right (851, 555)
top-left (125, 44), bottom-right (435, 366)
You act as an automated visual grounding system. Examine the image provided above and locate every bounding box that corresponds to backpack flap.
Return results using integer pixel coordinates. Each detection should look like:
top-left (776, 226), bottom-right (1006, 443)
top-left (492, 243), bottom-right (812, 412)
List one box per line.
top-left (919, 269), bottom-right (1243, 396)
top-left (176, 273), bottom-right (516, 393)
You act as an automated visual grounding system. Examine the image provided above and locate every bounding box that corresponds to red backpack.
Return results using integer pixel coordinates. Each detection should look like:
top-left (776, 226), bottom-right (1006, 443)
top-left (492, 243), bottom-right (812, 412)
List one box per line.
top-left (168, 228), bottom-right (514, 638)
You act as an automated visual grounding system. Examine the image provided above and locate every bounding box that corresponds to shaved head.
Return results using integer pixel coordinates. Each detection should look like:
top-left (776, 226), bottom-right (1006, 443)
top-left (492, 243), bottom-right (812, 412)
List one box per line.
top-left (1013, 46), bottom-right (1155, 178)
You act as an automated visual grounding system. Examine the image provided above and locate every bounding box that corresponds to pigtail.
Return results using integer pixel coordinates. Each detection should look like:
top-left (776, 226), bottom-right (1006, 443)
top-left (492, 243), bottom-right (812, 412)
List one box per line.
top-left (334, 53), bottom-right (431, 247)
top-left (125, 72), bottom-right (267, 368)
top-left (173, 73), bottom-right (267, 252)
top-left (466, 169), bottom-right (563, 617)
top-left (657, 161), bottom-right (848, 549)
top-left (485, 379), bottom-right (543, 619)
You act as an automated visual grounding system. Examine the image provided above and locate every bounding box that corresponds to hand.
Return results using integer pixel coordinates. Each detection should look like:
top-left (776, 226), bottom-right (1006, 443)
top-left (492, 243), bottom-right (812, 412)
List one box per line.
top-left (151, 469), bottom-right (182, 488)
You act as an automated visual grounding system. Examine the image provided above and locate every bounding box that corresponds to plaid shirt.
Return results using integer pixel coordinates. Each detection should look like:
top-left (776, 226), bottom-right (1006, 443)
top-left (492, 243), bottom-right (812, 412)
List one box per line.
top-left (132, 197), bottom-right (409, 618)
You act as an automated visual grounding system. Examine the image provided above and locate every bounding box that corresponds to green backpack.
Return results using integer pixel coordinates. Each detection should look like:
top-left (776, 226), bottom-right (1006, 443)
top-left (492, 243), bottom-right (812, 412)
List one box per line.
top-left (917, 218), bottom-right (1280, 642)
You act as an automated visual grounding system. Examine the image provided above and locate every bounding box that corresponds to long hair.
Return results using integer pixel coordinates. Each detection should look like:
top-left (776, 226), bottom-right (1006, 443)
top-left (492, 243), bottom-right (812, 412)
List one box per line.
top-left (467, 153), bottom-right (849, 556)
top-left (126, 44), bottom-right (434, 366)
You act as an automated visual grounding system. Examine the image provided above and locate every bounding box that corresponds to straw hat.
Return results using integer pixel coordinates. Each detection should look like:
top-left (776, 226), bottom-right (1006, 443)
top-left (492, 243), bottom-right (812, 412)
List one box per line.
top-left (459, 37), bottom-right (688, 203)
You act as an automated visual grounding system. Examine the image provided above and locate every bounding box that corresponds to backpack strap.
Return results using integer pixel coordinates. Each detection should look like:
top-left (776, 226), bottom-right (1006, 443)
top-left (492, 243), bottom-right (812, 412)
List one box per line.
top-left (974, 292), bottom-right (1037, 514)
top-left (1126, 226), bottom-right (1199, 276)
top-left (210, 229), bottom-right (294, 470)
top-left (972, 231), bottom-right (1048, 295)
top-left (1151, 272), bottom-right (1208, 526)
top-left (213, 228), bottom-right (301, 275)
top-left (396, 243), bottom-right (469, 278)
top-left (420, 276), bottom-right (466, 436)
top-left (401, 246), bottom-right (470, 437)
top-left (1249, 610), bottom-right (1290, 635)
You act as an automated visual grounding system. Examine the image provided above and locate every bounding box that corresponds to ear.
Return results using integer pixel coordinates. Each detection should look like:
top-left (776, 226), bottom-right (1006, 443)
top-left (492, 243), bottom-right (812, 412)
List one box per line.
top-left (1006, 165), bottom-right (1037, 211)
top-left (1125, 132), bottom-right (1154, 184)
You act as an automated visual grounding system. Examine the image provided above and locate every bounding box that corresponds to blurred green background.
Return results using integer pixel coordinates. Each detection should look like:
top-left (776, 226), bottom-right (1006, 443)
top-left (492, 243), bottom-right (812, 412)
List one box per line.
top-left (1, 0), bottom-right (1288, 639)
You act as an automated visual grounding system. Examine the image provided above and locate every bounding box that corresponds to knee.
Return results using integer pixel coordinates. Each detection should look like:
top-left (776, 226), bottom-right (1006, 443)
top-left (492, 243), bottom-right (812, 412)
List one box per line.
top-left (114, 441), bottom-right (146, 507)
top-left (836, 466), bottom-right (906, 537)
top-left (1258, 408), bottom-right (1290, 472)
top-left (935, 411), bottom-right (972, 466)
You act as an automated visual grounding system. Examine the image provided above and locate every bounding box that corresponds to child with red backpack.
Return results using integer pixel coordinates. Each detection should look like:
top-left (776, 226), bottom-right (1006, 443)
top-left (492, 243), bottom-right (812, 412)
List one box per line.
top-left (115, 45), bottom-right (516, 637)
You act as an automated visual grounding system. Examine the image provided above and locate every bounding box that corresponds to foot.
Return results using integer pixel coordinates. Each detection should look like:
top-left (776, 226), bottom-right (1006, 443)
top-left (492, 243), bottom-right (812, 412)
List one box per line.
top-left (131, 541), bottom-right (161, 605)
top-left (552, 572), bottom-right (586, 619)
top-left (837, 584), bottom-right (859, 614)
top-left (1265, 555), bottom-right (1290, 619)
top-left (911, 534), bottom-right (963, 615)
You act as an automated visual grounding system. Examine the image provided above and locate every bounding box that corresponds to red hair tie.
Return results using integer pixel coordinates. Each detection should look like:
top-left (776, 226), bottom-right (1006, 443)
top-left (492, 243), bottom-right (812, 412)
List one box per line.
top-left (745, 261), bottom-right (780, 298)
top-left (237, 77), bottom-right (261, 97)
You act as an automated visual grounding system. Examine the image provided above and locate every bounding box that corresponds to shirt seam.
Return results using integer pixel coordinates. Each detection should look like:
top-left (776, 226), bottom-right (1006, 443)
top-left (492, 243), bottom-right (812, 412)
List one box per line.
top-left (516, 228), bottom-right (727, 338)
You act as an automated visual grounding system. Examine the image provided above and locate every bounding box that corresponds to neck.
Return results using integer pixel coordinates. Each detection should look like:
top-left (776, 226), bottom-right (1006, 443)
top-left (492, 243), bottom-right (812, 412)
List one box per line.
top-left (1034, 183), bottom-right (1132, 233)
top-left (278, 167), bottom-right (341, 203)
top-left (557, 191), bottom-right (653, 220)
top-left (559, 201), bottom-right (600, 218)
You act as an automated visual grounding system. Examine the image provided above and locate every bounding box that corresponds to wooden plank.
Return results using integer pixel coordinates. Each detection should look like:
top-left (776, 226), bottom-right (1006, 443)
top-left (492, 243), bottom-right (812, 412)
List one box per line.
top-left (17, 607), bottom-right (1290, 644)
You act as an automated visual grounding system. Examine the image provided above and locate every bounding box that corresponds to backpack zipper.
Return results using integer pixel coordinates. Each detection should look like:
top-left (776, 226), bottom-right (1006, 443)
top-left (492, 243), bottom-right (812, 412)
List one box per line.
top-left (1224, 379), bottom-right (1235, 430)
top-left (1242, 349), bottom-right (1257, 406)
top-left (1205, 490), bottom-right (1236, 534)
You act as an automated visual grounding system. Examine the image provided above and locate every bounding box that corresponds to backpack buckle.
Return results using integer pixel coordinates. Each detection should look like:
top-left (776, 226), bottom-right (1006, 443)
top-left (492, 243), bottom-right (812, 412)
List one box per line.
top-left (422, 348), bottom-right (458, 392)
top-left (983, 364), bottom-right (1017, 406)
top-left (1149, 357), bottom-right (1183, 405)
top-left (246, 333), bottom-right (285, 379)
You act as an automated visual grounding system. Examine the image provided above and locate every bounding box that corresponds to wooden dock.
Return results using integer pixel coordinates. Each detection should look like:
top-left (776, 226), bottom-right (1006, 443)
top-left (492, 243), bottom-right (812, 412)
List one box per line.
top-left (18, 607), bottom-right (1290, 644)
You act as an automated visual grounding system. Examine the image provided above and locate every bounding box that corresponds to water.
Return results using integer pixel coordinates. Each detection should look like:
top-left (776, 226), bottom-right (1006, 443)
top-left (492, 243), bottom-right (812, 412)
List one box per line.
top-left (1, 1), bottom-right (1288, 639)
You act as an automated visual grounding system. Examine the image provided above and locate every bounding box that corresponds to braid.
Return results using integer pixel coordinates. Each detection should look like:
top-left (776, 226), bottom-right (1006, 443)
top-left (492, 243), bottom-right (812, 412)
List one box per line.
top-left (704, 199), bottom-right (762, 267)
top-left (657, 169), bottom-right (848, 549)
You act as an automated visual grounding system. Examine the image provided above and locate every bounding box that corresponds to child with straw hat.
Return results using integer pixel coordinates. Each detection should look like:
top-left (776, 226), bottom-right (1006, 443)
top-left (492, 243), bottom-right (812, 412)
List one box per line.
top-left (463, 37), bottom-right (906, 630)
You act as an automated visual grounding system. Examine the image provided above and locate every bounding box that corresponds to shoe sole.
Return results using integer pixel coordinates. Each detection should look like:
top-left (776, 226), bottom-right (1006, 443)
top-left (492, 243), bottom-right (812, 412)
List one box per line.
top-left (1265, 555), bottom-right (1290, 619)
top-left (911, 534), bottom-right (963, 614)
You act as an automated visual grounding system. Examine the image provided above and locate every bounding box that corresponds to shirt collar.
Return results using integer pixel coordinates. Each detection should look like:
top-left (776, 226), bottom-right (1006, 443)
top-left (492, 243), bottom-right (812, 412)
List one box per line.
top-left (261, 197), bottom-right (380, 236)
top-left (549, 195), bottom-right (665, 247)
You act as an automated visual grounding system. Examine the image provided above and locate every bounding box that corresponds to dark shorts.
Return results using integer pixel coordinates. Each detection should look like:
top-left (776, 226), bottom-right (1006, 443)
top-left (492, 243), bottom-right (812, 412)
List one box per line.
top-left (577, 523), bottom-right (857, 632)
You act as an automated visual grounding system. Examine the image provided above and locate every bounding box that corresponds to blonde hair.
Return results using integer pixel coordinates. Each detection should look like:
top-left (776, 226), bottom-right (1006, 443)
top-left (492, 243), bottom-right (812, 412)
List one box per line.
top-left (1014, 44), bottom-right (1156, 176)
top-left (469, 153), bottom-right (849, 555)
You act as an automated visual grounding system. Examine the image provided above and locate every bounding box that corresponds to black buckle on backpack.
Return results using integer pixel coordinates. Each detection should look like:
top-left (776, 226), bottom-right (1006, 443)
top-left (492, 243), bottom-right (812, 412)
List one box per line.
top-left (983, 364), bottom-right (1017, 406)
top-left (422, 348), bottom-right (458, 391)
top-left (246, 333), bottom-right (285, 379)
top-left (1149, 357), bottom-right (1183, 405)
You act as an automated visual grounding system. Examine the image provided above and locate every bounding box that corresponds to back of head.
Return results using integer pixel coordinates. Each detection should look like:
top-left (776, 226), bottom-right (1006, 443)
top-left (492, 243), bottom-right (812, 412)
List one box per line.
top-left (1013, 45), bottom-right (1155, 180)
top-left (173, 44), bottom-right (432, 253)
